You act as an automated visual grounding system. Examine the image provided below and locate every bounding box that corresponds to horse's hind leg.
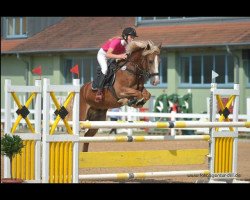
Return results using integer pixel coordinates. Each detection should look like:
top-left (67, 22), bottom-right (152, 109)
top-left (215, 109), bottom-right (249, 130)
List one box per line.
top-left (83, 129), bottom-right (99, 152)
top-left (82, 108), bottom-right (107, 152)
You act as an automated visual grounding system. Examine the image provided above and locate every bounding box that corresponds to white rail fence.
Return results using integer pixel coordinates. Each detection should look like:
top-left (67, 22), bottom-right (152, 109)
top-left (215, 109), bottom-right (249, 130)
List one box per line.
top-left (1, 95), bottom-right (66, 131)
top-left (1, 96), bottom-right (250, 134)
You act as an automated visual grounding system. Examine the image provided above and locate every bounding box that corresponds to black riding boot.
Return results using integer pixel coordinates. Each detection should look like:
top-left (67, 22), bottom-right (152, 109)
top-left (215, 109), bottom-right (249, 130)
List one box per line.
top-left (95, 73), bottom-right (106, 102)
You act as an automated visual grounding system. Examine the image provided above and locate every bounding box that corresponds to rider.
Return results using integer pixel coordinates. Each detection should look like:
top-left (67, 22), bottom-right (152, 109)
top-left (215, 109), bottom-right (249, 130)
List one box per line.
top-left (95, 27), bottom-right (138, 102)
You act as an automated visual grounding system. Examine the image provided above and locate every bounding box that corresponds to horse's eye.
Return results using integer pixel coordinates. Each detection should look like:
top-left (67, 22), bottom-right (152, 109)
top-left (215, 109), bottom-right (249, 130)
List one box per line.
top-left (149, 60), bottom-right (154, 64)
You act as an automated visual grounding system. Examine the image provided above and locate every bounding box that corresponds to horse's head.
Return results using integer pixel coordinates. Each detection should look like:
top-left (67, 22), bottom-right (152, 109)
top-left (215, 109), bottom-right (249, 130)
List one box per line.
top-left (142, 41), bottom-right (161, 85)
top-left (126, 40), bottom-right (161, 86)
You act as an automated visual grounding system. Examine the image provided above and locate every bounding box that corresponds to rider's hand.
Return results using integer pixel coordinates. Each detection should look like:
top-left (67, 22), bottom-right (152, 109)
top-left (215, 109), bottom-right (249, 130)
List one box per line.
top-left (120, 54), bottom-right (127, 60)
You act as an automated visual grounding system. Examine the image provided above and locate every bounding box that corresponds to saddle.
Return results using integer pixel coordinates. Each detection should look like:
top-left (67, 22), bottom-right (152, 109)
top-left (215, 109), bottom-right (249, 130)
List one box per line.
top-left (92, 59), bottom-right (118, 90)
top-left (91, 59), bottom-right (145, 107)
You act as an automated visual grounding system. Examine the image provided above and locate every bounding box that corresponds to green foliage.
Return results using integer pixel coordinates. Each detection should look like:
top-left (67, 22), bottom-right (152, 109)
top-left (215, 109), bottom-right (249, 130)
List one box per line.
top-left (1, 134), bottom-right (25, 159)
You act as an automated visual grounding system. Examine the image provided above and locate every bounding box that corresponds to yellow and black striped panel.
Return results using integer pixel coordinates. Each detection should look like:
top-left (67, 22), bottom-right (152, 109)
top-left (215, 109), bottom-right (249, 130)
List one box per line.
top-left (12, 140), bottom-right (35, 180)
top-left (49, 142), bottom-right (73, 183)
top-left (214, 137), bottom-right (233, 173)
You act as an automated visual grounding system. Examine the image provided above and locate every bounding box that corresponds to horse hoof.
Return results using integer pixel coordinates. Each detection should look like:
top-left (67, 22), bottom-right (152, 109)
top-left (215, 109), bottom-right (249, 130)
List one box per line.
top-left (117, 98), bottom-right (129, 105)
top-left (135, 98), bottom-right (144, 104)
top-left (135, 98), bottom-right (146, 106)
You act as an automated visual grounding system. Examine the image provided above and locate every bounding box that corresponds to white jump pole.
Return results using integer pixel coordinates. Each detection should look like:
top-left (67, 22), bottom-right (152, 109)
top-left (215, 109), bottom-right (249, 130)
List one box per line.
top-left (79, 121), bottom-right (249, 129)
top-left (79, 135), bottom-right (210, 143)
top-left (79, 170), bottom-right (210, 181)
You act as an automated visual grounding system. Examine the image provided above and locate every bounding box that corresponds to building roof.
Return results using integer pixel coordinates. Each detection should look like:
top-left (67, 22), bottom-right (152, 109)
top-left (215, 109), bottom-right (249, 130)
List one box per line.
top-left (138, 21), bottom-right (250, 48)
top-left (1, 17), bottom-right (250, 54)
top-left (1, 38), bottom-right (27, 52)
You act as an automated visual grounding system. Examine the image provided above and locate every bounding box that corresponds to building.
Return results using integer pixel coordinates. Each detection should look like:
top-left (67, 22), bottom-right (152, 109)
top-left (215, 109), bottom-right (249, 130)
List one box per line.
top-left (1, 17), bottom-right (250, 114)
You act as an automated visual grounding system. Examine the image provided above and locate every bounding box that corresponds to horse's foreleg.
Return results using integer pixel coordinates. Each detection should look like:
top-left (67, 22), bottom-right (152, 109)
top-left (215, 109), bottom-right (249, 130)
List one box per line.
top-left (141, 87), bottom-right (151, 101)
top-left (119, 88), bottom-right (144, 99)
top-left (118, 87), bottom-right (151, 107)
top-left (132, 88), bottom-right (151, 108)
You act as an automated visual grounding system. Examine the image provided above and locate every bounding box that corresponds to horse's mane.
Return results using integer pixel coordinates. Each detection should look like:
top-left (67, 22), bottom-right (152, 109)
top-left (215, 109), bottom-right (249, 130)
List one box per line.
top-left (126, 40), bottom-right (160, 56)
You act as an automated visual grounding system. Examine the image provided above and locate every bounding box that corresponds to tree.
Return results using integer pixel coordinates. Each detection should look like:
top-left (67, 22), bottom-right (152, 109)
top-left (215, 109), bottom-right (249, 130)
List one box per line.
top-left (1, 134), bottom-right (25, 179)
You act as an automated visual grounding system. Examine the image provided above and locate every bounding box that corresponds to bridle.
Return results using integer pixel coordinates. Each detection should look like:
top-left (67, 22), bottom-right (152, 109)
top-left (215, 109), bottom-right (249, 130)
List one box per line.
top-left (110, 50), bottom-right (159, 101)
top-left (122, 53), bottom-right (159, 80)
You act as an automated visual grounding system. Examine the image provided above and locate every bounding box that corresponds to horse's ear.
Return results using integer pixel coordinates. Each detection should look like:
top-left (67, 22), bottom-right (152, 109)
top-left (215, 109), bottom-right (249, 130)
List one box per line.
top-left (158, 43), bottom-right (162, 49)
top-left (146, 44), bottom-right (150, 50)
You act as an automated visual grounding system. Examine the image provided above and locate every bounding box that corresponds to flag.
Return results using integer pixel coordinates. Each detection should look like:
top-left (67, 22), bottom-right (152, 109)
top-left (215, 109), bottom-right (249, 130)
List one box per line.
top-left (70, 64), bottom-right (79, 75)
top-left (32, 65), bottom-right (42, 75)
top-left (212, 70), bottom-right (219, 79)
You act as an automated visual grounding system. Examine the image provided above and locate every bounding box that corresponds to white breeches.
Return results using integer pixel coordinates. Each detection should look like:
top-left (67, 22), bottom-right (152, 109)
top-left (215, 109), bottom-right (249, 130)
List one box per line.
top-left (97, 48), bottom-right (108, 75)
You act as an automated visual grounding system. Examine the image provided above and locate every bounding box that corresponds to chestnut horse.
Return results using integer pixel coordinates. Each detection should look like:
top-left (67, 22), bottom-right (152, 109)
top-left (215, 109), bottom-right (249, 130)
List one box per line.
top-left (80, 40), bottom-right (161, 152)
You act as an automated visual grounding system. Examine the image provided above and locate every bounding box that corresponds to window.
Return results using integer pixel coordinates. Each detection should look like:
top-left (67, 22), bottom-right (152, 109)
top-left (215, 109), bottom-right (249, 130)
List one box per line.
top-left (136, 17), bottom-right (245, 25)
top-left (227, 56), bottom-right (234, 83)
top-left (243, 60), bottom-right (250, 86)
top-left (203, 56), bottom-right (213, 83)
top-left (242, 49), bottom-right (250, 86)
top-left (64, 59), bottom-right (73, 84)
top-left (145, 55), bottom-right (167, 87)
top-left (141, 17), bottom-right (154, 20)
top-left (247, 61), bottom-right (250, 86)
top-left (215, 55), bottom-right (225, 83)
top-left (139, 17), bottom-right (192, 21)
top-left (6, 17), bottom-right (27, 38)
top-left (180, 54), bottom-right (234, 86)
top-left (63, 57), bottom-right (98, 84)
top-left (161, 56), bottom-right (168, 84)
top-left (180, 57), bottom-right (189, 83)
top-left (192, 56), bottom-right (201, 83)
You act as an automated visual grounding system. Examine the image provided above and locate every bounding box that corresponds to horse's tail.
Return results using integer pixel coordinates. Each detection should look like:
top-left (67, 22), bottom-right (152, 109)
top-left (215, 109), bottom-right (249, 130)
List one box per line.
top-left (79, 82), bottom-right (92, 121)
top-left (64, 82), bottom-right (90, 121)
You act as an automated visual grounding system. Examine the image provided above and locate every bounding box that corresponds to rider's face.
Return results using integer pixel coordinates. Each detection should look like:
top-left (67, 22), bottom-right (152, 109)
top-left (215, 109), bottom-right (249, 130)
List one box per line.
top-left (127, 35), bottom-right (135, 43)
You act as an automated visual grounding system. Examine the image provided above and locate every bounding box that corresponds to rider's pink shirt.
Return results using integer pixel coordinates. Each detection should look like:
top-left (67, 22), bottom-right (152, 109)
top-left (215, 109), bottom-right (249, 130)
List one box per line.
top-left (101, 38), bottom-right (126, 54)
